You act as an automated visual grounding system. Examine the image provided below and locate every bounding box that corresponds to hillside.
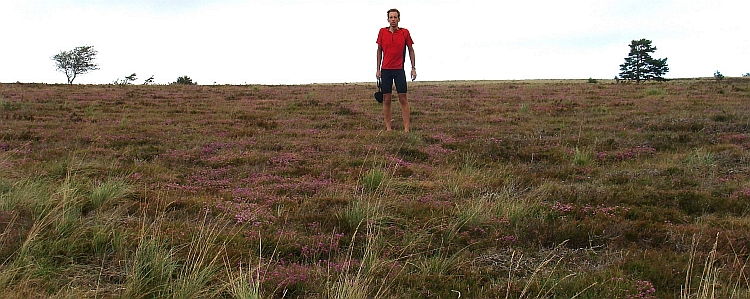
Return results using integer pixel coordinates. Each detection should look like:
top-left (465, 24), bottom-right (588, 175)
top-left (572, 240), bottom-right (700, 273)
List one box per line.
top-left (1, 79), bottom-right (749, 298)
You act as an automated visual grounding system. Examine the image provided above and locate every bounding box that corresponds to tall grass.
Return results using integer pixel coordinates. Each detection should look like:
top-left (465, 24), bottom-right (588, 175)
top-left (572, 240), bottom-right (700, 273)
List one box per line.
top-left (169, 217), bottom-right (226, 299)
top-left (572, 147), bottom-right (593, 166)
top-left (121, 213), bottom-right (228, 299)
top-left (225, 245), bottom-right (264, 299)
top-left (687, 148), bottom-right (716, 166)
top-left (90, 177), bottom-right (132, 210)
top-left (340, 198), bottom-right (387, 230)
top-left (121, 230), bottom-right (176, 299)
top-left (326, 223), bottom-right (398, 299)
top-left (0, 172), bottom-right (86, 294)
top-left (360, 168), bottom-right (386, 192)
top-left (454, 183), bottom-right (534, 229)
top-left (682, 233), bottom-right (750, 299)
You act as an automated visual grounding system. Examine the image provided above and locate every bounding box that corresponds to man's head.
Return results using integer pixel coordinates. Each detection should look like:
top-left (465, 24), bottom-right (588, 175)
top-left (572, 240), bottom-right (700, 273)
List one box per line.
top-left (387, 8), bottom-right (400, 27)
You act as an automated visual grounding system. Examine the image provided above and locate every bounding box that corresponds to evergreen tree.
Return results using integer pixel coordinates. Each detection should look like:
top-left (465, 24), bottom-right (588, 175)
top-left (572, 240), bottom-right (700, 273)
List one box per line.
top-left (619, 39), bottom-right (669, 83)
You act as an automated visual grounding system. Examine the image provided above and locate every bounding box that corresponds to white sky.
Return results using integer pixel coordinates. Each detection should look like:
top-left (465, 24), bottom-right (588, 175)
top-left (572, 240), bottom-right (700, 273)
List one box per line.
top-left (1, 0), bottom-right (747, 85)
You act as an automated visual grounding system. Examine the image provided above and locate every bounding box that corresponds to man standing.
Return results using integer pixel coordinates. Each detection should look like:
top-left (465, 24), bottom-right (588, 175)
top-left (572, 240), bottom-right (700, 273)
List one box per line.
top-left (376, 8), bottom-right (416, 132)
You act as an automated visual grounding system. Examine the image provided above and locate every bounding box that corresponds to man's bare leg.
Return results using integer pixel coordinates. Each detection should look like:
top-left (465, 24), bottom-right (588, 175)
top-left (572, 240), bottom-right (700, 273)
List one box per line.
top-left (398, 93), bottom-right (410, 132)
top-left (383, 93), bottom-right (393, 131)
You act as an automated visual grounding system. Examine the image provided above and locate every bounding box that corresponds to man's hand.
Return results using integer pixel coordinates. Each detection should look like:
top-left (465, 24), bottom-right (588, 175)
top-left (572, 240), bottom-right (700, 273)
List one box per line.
top-left (411, 68), bottom-right (417, 81)
top-left (376, 69), bottom-right (381, 79)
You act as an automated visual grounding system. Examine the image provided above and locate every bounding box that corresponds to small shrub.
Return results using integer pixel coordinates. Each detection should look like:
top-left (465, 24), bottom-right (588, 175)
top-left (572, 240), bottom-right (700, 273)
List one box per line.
top-left (113, 73), bottom-right (138, 85)
top-left (573, 147), bottom-right (593, 166)
top-left (519, 103), bottom-right (530, 113)
top-left (143, 75), bottom-right (154, 85)
top-left (397, 147), bottom-right (429, 163)
top-left (714, 70), bottom-right (724, 82)
top-left (645, 88), bottom-right (667, 96)
top-left (0, 98), bottom-right (25, 112)
top-left (686, 148), bottom-right (715, 166)
top-left (710, 113), bottom-right (733, 122)
top-left (173, 76), bottom-right (197, 85)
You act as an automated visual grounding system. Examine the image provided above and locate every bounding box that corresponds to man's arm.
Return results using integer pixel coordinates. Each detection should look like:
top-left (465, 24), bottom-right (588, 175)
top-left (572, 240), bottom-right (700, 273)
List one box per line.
top-left (407, 44), bottom-right (416, 81)
top-left (376, 45), bottom-right (383, 79)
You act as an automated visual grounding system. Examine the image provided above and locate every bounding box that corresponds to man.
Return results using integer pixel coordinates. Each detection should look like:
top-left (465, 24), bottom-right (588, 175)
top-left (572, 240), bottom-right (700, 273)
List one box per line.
top-left (376, 8), bottom-right (416, 132)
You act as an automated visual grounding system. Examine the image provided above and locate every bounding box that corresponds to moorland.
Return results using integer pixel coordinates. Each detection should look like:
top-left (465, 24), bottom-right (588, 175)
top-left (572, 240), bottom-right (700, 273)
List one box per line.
top-left (1, 78), bottom-right (749, 298)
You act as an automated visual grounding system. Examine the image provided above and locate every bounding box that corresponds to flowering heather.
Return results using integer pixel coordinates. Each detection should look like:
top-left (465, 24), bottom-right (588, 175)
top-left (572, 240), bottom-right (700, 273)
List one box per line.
top-left (160, 149), bottom-right (195, 162)
top-left (263, 262), bottom-right (313, 290)
top-left (548, 201), bottom-right (627, 219)
top-left (424, 144), bottom-right (455, 159)
top-left (417, 192), bottom-right (455, 207)
top-left (732, 187), bottom-right (750, 199)
top-left (295, 231), bottom-right (346, 259)
top-left (626, 280), bottom-right (658, 299)
top-left (428, 133), bottom-right (457, 143)
top-left (269, 152), bottom-right (301, 166)
top-left (597, 145), bottom-right (657, 162)
top-left (185, 166), bottom-right (233, 191)
top-left (581, 203), bottom-right (629, 217)
top-left (227, 202), bottom-right (272, 225)
top-left (272, 175), bottom-right (338, 196)
top-left (551, 201), bottom-right (575, 214)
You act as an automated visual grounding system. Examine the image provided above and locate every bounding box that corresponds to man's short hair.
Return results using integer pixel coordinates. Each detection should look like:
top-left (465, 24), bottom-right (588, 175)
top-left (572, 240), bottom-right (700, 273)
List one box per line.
top-left (387, 8), bottom-right (400, 18)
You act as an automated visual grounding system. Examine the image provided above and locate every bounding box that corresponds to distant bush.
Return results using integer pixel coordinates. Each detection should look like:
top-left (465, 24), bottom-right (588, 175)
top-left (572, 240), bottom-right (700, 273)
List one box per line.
top-left (172, 76), bottom-right (197, 85)
top-left (113, 73), bottom-right (137, 85)
top-left (714, 70), bottom-right (724, 82)
top-left (588, 77), bottom-right (598, 84)
top-left (143, 75), bottom-right (154, 85)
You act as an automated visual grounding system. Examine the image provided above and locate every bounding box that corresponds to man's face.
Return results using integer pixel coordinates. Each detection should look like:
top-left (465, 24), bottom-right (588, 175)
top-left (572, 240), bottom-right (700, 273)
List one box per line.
top-left (388, 12), bottom-right (400, 27)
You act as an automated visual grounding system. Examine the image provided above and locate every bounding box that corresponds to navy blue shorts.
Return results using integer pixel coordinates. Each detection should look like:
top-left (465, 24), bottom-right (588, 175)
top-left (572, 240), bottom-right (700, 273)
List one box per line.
top-left (381, 69), bottom-right (408, 94)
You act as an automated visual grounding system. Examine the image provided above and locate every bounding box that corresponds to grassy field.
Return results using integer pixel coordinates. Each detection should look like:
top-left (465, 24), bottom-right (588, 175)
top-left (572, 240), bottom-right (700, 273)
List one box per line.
top-left (1, 78), bottom-right (749, 298)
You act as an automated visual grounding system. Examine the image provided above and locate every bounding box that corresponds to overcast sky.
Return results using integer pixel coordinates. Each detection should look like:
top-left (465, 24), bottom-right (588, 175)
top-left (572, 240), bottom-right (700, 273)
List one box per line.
top-left (1, 0), bottom-right (747, 85)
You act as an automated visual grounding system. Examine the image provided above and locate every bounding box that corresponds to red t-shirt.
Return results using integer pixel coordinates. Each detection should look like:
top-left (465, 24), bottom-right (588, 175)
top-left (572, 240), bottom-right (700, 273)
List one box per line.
top-left (377, 27), bottom-right (414, 70)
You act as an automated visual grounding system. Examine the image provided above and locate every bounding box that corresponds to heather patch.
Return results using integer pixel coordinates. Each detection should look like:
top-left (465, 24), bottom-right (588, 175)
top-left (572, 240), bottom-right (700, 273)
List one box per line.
top-left (2, 80), bottom-right (750, 298)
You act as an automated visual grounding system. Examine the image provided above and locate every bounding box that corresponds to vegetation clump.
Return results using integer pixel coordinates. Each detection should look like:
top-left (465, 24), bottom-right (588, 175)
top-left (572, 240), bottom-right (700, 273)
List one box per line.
top-left (172, 75), bottom-right (197, 85)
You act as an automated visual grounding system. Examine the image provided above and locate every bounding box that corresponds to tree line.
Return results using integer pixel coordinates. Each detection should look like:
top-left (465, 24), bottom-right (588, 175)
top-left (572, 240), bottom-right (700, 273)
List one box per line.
top-left (51, 46), bottom-right (195, 85)
top-left (50, 39), bottom-right (741, 85)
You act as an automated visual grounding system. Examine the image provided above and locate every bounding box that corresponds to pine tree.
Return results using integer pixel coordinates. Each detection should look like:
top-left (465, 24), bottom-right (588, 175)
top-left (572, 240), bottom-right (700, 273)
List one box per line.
top-left (619, 39), bottom-right (669, 83)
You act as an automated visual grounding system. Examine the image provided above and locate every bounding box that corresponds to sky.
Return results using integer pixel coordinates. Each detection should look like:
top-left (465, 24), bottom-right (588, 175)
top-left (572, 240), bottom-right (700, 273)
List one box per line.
top-left (1, 0), bottom-right (747, 85)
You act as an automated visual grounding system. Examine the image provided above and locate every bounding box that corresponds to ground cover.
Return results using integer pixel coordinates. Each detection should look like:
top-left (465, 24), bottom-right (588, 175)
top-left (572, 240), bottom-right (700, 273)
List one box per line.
top-left (1, 78), bottom-right (749, 298)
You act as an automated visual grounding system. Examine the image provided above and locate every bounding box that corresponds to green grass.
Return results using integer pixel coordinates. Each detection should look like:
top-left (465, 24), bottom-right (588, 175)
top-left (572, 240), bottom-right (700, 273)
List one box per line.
top-left (1, 79), bottom-right (750, 298)
top-left (360, 168), bottom-right (386, 192)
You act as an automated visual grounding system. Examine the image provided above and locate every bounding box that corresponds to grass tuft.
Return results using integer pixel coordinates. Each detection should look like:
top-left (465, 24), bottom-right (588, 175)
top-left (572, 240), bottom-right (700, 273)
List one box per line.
top-left (361, 168), bottom-right (386, 192)
top-left (90, 177), bottom-right (132, 210)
